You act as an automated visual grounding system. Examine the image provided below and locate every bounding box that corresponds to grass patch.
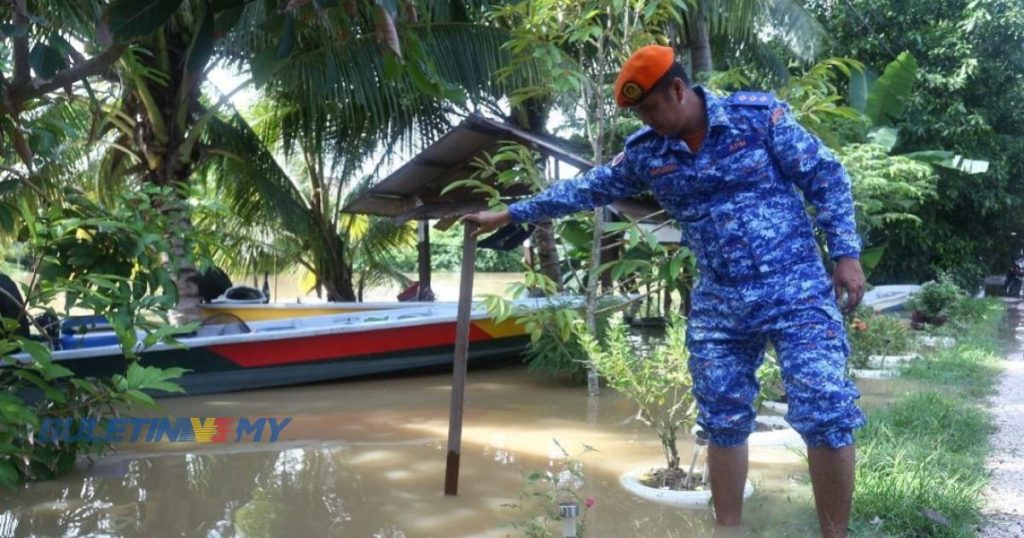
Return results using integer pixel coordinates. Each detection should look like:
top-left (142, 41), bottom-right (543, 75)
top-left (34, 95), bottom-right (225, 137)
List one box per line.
top-left (850, 299), bottom-right (1004, 537)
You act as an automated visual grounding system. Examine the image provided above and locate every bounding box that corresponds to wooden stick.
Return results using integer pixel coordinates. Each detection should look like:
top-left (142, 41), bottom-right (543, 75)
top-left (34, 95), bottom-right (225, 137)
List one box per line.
top-left (444, 222), bottom-right (478, 495)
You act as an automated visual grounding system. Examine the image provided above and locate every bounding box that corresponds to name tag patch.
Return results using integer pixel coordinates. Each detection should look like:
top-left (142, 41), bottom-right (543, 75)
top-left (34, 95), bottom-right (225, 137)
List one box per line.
top-left (649, 164), bottom-right (678, 177)
top-left (715, 133), bottom-right (763, 160)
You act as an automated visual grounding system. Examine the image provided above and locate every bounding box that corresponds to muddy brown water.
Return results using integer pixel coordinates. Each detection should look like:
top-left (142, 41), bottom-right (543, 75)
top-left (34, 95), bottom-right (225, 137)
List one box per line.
top-left (0, 365), bottom-right (828, 537)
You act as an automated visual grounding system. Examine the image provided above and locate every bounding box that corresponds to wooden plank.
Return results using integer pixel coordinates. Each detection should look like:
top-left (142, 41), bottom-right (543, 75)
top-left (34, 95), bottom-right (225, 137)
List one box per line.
top-left (444, 222), bottom-right (478, 495)
top-left (417, 219), bottom-right (432, 299)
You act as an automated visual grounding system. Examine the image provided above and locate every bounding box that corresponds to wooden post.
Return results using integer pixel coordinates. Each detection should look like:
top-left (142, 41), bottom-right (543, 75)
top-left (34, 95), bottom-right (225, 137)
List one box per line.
top-left (444, 222), bottom-right (477, 495)
top-left (417, 219), bottom-right (432, 299)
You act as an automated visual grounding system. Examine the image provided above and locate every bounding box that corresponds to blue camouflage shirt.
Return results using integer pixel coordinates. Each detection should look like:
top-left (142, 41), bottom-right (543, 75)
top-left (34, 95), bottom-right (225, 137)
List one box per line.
top-left (507, 86), bottom-right (861, 283)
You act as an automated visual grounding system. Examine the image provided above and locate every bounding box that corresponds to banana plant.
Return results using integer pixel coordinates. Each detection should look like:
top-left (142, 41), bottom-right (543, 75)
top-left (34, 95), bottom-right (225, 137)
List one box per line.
top-left (853, 51), bottom-right (989, 175)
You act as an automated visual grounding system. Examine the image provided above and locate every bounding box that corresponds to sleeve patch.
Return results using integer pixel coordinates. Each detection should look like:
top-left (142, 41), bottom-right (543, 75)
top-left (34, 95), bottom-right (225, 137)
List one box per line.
top-left (771, 107), bottom-right (786, 125)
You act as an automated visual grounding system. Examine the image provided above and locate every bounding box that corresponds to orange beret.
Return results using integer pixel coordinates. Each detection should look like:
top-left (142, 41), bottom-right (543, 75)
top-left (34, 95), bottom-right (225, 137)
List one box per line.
top-left (614, 45), bottom-right (675, 107)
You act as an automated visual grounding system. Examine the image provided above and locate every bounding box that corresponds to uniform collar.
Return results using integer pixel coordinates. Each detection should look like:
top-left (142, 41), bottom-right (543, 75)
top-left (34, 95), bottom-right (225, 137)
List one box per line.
top-left (652, 85), bottom-right (730, 155)
top-left (695, 85), bottom-right (732, 131)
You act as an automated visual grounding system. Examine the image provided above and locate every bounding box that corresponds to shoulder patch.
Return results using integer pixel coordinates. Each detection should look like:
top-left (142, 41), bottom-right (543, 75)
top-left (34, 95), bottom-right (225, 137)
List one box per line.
top-left (728, 91), bottom-right (774, 108)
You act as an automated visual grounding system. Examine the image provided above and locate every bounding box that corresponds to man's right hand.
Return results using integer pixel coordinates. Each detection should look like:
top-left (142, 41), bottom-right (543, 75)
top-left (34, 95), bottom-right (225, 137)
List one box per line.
top-left (461, 210), bottom-right (511, 238)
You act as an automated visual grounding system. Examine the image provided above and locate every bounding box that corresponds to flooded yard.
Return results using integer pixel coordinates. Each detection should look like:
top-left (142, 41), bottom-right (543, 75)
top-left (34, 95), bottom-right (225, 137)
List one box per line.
top-left (1, 364), bottom-right (826, 537)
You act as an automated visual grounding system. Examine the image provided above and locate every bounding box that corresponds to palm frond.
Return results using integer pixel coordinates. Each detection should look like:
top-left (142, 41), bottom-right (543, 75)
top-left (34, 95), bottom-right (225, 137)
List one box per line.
top-left (202, 110), bottom-right (314, 237)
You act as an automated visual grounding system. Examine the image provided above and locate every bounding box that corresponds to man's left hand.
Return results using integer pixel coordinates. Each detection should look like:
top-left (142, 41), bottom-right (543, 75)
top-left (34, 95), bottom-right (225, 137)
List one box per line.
top-left (833, 257), bottom-right (865, 314)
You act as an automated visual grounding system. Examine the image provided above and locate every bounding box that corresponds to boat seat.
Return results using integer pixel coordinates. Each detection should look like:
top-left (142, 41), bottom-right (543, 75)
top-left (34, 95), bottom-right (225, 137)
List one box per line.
top-left (197, 313), bottom-right (251, 337)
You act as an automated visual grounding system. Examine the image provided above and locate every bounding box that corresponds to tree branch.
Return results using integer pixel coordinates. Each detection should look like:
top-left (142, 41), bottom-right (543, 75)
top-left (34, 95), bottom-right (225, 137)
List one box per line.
top-left (25, 44), bottom-right (128, 100)
top-left (10, 0), bottom-right (30, 89)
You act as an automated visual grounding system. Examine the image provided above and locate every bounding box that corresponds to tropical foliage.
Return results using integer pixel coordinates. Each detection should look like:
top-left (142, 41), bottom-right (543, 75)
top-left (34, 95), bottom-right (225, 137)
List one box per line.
top-left (1, 186), bottom-right (192, 489)
top-left (578, 314), bottom-right (696, 472)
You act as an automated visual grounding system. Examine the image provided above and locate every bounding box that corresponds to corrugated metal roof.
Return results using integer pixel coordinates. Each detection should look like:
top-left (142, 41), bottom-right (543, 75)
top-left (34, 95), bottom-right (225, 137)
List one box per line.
top-left (342, 114), bottom-right (592, 220)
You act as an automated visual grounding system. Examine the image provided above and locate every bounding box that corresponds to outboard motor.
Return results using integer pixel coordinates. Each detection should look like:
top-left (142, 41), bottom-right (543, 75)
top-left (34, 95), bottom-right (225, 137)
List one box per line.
top-left (196, 266), bottom-right (233, 304)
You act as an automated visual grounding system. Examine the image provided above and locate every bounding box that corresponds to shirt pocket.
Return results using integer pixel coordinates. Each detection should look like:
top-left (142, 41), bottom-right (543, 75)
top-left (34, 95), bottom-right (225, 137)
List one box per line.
top-left (709, 135), bottom-right (771, 188)
top-left (741, 193), bottom-right (821, 274)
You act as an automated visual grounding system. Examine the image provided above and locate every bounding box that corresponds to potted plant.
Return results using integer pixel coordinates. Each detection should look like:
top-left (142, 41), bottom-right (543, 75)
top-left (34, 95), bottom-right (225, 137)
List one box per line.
top-left (906, 273), bottom-right (965, 330)
top-left (578, 314), bottom-right (753, 507)
top-left (755, 350), bottom-right (787, 413)
top-left (846, 307), bottom-right (916, 377)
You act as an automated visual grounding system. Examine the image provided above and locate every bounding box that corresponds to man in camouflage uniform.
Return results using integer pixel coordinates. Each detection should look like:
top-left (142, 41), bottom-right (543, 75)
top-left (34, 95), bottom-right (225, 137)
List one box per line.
top-left (465, 45), bottom-right (865, 538)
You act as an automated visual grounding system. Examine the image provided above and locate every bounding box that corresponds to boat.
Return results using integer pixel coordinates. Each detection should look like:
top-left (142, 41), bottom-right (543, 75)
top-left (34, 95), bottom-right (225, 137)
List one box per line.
top-left (199, 300), bottom-right (455, 322)
top-left (7, 298), bottom-right (574, 396)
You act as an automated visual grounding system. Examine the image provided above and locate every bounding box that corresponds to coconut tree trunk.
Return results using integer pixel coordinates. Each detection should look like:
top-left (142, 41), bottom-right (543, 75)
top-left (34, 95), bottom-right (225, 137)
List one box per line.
top-left (533, 221), bottom-right (563, 291)
top-left (168, 213), bottom-right (202, 325)
top-left (317, 230), bottom-right (356, 302)
top-left (688, 7), bottom-right (713, 79)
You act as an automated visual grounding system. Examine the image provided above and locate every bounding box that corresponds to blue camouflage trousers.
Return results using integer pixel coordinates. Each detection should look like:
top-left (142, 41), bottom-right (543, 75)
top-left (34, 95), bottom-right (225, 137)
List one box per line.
top-left (687, 261), bottom-right (866, 449)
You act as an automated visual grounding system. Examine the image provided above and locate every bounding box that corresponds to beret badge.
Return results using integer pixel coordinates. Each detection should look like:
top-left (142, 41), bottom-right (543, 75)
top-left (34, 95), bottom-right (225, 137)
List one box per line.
top-left (622, 81), bottom-right (644, 103)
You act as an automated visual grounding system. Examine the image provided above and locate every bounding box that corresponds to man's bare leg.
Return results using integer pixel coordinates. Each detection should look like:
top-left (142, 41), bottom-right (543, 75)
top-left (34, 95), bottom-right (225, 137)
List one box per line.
top-left (708, 444), bottom-right (748, 526)
top-left (807, 444), bottom-right (855, 538)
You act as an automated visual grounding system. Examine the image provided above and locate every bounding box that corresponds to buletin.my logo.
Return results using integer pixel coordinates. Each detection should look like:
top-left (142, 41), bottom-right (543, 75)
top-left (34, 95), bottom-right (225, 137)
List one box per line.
top-left (36, 416), bottom-right (292, 443)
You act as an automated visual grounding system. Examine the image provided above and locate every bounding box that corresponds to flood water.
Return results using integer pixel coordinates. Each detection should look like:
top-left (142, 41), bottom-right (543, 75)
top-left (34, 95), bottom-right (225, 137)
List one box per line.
top-left (0, 364), bottom-right (827, 537)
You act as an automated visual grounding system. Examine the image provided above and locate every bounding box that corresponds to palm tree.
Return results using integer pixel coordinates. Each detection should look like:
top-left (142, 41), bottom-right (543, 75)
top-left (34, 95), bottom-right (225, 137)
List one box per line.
top-left (196, 100), bottom-right (417, 302)
top-left (679, 0), bottom-right (828, 80)
top-left (86, 0), bottom-right (534, 318)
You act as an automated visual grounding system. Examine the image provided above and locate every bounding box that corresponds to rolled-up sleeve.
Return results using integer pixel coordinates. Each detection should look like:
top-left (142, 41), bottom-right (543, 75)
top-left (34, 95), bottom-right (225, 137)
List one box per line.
top-left (508, 153), bottom-right (646, 224)
top-left (767, 103), bottom-right (862, 260)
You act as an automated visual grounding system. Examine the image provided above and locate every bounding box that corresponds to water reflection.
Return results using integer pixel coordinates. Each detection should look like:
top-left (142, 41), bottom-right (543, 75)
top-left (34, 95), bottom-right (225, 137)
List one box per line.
top-left (1, 366), bottom-right (825, 537)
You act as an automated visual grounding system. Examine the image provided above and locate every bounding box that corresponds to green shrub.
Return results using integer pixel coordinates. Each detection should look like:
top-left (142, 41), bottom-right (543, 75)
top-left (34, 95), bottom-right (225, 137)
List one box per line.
top-left (946, 297), bottom-right (991, 327)
top-left (755, 349), bottom-right (785, 408)
top-left (944, 262), bottom-right (986, 296)
top-left (2, 187), bottom-right (193, 488)
top-left (906, 273), bottom-right (966, 327)
top-left (520, 306), bottom-right (599, 384)
top-left (578, 314), bottom-right (696, 471)
top-left (845, 307), bottom-right (914, 368)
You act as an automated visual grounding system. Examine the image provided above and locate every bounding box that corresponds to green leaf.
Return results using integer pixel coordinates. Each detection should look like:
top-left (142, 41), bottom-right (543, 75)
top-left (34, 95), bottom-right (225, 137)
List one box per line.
top-left (124, 363), bottom-right (187, 393)
top-left (105, 0), bottom-right (185, 42)
top-left (859, 244), bottom-right (885, 279)
top-left (11, 369), bottom-right (65, 403)
top-left (0, 204), bottom-right (14, 235)
top-left (17, 339), bottom-right (52, 366)
top-left (29, 43), bottom-right (67, 80)
top-left (865, 52), bottom-right (918, 126)
top-left (939, 156), bottom-right (989, 175)
top-left (125, 389), bottom-right (156, 407)
top-left (44, 362), bottom-right (74, 380)
top-left (0, 459), bottom-right (19, 487)
top-left (867, 127), bottom-right (899, 152)
top-left (902, 151), bottom-right (990, 174)
top-left (249, 48), bottom-right (282, 88)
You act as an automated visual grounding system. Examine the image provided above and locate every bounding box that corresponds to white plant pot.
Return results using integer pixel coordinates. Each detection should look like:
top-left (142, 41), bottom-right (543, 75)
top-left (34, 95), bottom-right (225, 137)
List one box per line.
top-left (691, 416), bottom-right (804, 449)
top-left (850, 368), bottom-right (901, 379)
top-left (917, 335), bottom-right (956, 348)
top-left (761, 400), bottom-right (789, 414)
top-left (866, 353), bottom-right (919, 369)
top-left (749, 415), bottom-right (805, 448)
top-left (619, 466), bottom-right (753, 508)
